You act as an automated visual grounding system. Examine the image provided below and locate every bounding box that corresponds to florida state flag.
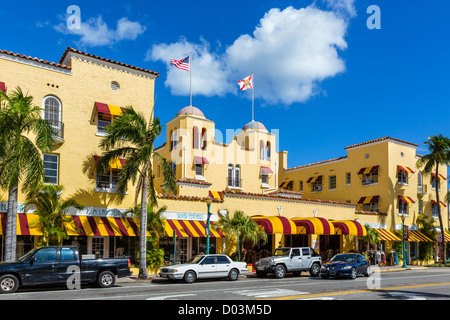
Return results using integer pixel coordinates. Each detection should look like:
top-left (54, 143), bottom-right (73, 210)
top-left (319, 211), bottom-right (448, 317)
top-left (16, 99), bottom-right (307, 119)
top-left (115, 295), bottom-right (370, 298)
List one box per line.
top-left (238, 74), bottom-right (253, 91)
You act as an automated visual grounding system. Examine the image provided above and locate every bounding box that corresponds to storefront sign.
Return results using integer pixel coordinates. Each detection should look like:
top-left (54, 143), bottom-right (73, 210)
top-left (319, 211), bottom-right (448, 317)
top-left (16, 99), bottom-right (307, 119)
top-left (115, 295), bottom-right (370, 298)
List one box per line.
top-left (66, 206), bottom-right (130, 218)
top-left (161, 211), bottom-right (219, 222)
top-left (0, 202), bottom-right (30, 214)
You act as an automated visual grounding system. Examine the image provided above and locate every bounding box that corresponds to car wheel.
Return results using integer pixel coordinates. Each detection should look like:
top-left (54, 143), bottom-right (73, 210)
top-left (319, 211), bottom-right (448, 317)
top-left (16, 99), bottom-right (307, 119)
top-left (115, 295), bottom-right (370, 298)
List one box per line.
top-left (228, 269), bottom-right (239, 281)
top-left (98, 271), bottom-right (116, 288)
top-left (184, 271), bottom-right (197, 284)
top-left (350, 268), bottom-right (357, 279)
top-left (309, 263), bottom-right (321, 277)
top-left (0, 274), bottom-right (19, 294)
top-left (274, 264), bottom-right (286, 279)
top-left (364, 266), bottom-right (372, 277)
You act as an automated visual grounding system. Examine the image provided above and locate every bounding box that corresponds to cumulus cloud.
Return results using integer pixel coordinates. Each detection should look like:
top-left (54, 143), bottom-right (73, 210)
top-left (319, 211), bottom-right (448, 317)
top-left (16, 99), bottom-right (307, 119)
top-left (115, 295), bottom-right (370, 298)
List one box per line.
top-left (320, 0), bottom-right (357, 18)
top-left (55, 16), bottom-right (146, 47)
top-left (148, 2), bottom-right (354, 105)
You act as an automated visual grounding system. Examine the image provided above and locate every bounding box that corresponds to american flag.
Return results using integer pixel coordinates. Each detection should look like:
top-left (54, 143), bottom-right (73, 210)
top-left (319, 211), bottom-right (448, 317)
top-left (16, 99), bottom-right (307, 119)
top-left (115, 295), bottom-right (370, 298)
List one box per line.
top-left (170, 56), bottom-right (190, 71)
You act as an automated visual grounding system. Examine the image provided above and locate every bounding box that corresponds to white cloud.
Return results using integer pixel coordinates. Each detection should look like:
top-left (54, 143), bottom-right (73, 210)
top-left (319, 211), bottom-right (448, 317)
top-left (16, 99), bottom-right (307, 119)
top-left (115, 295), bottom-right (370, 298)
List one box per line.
top-left (148, 3), bottom-right (354, 105)
top-left (55, 16), bottom-right (146, 47)
top-left (320, 0), bottom-right (357, 18)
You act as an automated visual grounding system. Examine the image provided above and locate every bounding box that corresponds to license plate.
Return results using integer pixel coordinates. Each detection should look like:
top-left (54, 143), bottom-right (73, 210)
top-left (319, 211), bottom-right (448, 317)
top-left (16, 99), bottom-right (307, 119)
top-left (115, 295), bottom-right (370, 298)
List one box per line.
top-left (330, 272), bottom-right (336, 276)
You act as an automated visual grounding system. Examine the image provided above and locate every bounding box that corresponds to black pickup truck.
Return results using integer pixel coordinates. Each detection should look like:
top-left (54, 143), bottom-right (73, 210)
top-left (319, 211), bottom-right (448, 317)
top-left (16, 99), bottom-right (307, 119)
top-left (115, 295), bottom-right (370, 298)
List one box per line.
top-left (0, 246), bottom-right (132, 293)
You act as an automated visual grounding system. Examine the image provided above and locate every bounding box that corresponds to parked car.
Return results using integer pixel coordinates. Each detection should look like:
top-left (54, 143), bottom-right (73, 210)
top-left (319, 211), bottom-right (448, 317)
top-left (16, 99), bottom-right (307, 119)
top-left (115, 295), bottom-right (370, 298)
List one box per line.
top-left (0, 246), bottom-right (131, 294)
top-left (254, 247), bottom-right (322, 279)
top-left (159, 254), bottom-right (248, 283)
top-left (321, 253), bottom-right (372, 279)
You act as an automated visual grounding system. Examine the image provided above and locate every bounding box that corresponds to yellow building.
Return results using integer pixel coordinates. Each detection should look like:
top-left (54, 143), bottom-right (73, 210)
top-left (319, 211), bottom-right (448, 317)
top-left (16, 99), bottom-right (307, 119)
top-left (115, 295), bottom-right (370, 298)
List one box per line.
top-left (0, 47), bottom-right (158, 260)
top-left (153, 106), bottom-right (362, 265)
top-left (278, 136), bottom-right (449, 263)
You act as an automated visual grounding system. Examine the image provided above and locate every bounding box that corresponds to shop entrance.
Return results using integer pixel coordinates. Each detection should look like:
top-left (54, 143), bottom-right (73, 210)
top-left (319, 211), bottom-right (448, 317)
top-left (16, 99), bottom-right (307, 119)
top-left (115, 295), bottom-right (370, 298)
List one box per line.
top-left (89, 236), bottom-right (109, 259)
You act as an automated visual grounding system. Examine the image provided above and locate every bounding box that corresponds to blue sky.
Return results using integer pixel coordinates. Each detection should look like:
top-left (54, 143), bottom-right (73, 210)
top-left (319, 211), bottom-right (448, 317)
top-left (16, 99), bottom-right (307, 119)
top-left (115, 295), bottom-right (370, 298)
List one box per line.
top-left (1, 0), bottom-right (449, 168)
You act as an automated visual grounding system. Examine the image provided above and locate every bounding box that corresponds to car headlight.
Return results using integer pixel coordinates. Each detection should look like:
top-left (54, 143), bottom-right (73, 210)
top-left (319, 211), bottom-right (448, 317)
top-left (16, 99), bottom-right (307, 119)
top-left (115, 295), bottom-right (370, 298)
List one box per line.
top-left (268, 261), bottom-right (276, 266)
top-left (254, 261), bottom-right (260, 266)
top-left (343, 266), bottom-right (352, 270)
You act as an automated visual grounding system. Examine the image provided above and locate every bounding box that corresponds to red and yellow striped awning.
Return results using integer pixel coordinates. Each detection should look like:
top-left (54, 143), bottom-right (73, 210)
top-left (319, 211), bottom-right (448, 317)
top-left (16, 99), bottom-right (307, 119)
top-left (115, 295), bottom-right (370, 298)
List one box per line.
top-left (399, 196), bottom-right (415, 204)
top-left (432, 173), bottom-right (447, 181)
top-left (251, 216), bottom-right (297, 235)
top-left (0, 213), bottom-right (146, 237)
top-left (332, 220), bottom-right (367, 236)
top-left (358, 165), bottom-right (379, 175)
top-left (375, 228), bottom-right (401, 241)
top-left (164, 220), bottom-right (224, 238)
top-left (209, 191), bottom-right (223, 200)
top-left (397, 165), bottom-right (415, 174)
top-left (358, 196), bottom-right (379, 204)
top-left (408, 230), bottom-right (432, 242)
top-left (432, 200), bottom-right (447, 208)
top-left (291, 217), bottom-right (335, 235)
top-left (444, 231), bottom-right (450, 242)
top-left (95, 102), bottom-right (123, 116)
top-left (94, 155), bottom-right (126, 170)
top-left (306, 176), bottom-right (322, 184)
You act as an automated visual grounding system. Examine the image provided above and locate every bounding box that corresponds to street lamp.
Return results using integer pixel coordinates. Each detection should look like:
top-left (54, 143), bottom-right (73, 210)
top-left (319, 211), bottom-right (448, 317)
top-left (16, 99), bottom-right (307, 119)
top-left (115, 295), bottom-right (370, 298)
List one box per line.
top-left (205, 196), bottom-right (213, 255)
top-left (400, 213), bottom-right (407, 268)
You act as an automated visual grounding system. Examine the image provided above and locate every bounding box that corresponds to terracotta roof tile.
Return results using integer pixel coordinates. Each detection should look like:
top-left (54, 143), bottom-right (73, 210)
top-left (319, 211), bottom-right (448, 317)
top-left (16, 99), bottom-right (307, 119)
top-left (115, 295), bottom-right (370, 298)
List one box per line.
top-left (0, 49), bottom-right (71, 70)
top-left (345, 136), bottom-right (418, 150)
top-left (59, 47), bottom-right (159, 77)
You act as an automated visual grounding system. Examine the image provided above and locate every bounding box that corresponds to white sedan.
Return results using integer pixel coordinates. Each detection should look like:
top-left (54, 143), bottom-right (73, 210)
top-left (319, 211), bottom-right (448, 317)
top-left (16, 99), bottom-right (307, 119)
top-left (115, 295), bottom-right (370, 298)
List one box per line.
top-left (159, 254), bottom-right (248, 283)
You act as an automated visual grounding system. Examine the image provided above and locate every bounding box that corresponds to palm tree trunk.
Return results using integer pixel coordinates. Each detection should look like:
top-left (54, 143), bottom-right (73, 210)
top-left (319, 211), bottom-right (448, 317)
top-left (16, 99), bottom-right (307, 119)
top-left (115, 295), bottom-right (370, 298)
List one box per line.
top-left (4, 185), bottom-right (18, 262)
top-left (138, 168), bottom-right (149, 279)
top-left (435, 163), bottom-right (446, 263)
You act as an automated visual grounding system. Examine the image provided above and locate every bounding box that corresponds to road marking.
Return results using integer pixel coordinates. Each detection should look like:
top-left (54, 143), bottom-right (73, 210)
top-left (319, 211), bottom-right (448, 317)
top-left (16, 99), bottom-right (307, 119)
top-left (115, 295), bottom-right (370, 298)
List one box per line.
top-left (146, 294), bottom-right (196, 300)
top-left (237, 288), bottom-right (309, 299)
top-left (258, 282), bottom-right (450, 300)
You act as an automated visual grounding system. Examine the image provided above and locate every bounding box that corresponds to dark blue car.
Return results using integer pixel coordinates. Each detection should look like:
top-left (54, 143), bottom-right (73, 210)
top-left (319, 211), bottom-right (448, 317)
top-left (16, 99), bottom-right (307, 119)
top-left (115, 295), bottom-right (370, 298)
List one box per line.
top-left (321, 253), bottom-right (372, 279)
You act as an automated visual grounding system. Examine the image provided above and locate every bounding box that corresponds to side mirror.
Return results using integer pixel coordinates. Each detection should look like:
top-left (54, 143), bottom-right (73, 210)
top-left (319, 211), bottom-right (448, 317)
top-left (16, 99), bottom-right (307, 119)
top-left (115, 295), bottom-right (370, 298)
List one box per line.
top-left (30, 257), bottom-right (36, 264)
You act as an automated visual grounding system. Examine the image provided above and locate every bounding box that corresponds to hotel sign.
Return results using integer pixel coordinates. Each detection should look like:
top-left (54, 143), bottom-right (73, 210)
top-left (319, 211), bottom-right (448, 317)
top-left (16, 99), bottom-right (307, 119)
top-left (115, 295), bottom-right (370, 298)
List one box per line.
top-left (161, 211), bottom-right (219, 222)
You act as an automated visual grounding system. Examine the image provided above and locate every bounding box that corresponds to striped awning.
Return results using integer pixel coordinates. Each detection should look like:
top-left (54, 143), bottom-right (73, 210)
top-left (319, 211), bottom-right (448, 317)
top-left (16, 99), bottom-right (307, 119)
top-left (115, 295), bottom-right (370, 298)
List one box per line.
top-left (209, 191), bottom-right (223, 200)
top-left (375, 228), bottom-right (401, 241)
top-left (397, 165), bottom-right (415, 174)
top-left (432, 173), bottom-right (447, 181)
top-left (0, 82), bottom-right (6, 93)
top-left (399, 196), bottom-right (415, 204)
top-left (444, 232), bottom-right (450, 242)
top-left (432, 200), bottom-right (447, 208)
top-left (307, 176), bottom-right (323, 183)
top-left (408, 230), bottom-right (432, 242)
top-left (0, 214), bottom-right (44, 236)
top-left (95, 102), bottom-right (123, 116)
top-left (94, 155), bottom-right (126, 170)
top-left (358, 166), bottom-right (379, 175)
top-left (332, 220), bottom-right (367, 236)
top-left (358, 196), bottom-right (379, 204)
top-left (291, 217), bottom-right (335, 235)
top-left (64, 216), bottom-right (147, 237)
top-left (251, 216), bottom-right (297, 235)
top-left (164, 220), bottom-right (224, 238)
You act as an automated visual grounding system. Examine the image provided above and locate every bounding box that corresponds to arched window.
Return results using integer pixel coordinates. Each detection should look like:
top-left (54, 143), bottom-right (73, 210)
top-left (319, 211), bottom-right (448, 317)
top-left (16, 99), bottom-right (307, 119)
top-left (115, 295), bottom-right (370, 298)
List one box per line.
top-left (193, 126), bottom-right (200, 149)
top-left (417, 171), bottom-right (423, 192)
top-left (42, 95), bottom-right (62, 137)
top-left (260, 140), bottom-right (265, 159)
top-left (227, 164), bottom-right (241, 188)
top-left (170, 128), bottom-right (178, 151)
top-left (201, 128), bottom-right (207, 150)
top-left (266, 142), bottom-right (271, 160)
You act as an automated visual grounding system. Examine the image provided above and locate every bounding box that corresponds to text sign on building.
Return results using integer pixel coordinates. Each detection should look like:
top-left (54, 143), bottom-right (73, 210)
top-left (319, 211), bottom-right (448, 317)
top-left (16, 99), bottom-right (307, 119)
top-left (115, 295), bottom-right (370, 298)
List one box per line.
top-left (162, 211), bottom-right (219, 222)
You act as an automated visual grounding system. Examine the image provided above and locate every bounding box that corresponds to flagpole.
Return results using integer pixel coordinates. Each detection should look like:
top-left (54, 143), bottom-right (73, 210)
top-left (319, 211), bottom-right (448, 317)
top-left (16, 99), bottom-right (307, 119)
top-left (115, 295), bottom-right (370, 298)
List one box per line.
top-left (252, 72), bottom-right (254, 122)
top-left (190, 52), bottom-right (192, 107)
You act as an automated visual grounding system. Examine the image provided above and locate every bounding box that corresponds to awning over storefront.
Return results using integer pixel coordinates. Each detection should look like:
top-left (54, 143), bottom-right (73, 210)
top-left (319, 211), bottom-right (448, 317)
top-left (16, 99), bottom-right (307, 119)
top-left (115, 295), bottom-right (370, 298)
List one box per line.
top-left (432, 200), bottom-right (447, 208)
top-left (397, 165), bottom-right (415, 174)
top-left (251, 216), bottom-right (297, 235)
top-left (291, 217), bottom-right (335, 235)
top-left (358, 165), bottom-right (379, 175)
top-left (358, 196), bottom-right (379, 204)
top-left (398, 196), bottom-right (415, 204)
top-left (65, 216), bottom-right (146, 237)
top-left (332, 220), bottom-right (367, 236)
top-left (95, 102), bottom-right (123, 116)
top-left (408, 230), bottom-right (432, 242)
top-left (375, 228), bottom-right (401, 241)
top-left (194, 156), bottom-right (209, 165)
top-left (0, 214), bottom-right (43, 236)
top-left (164, 220), bottom-right (224, 238)
top-left (444, 231), bottom-right (450, 242)
top-left (209, 191), bottom-right (223, 200)
top-left (306, 176), bottom-right (322, 183)
top-left (94, 155), bottom-right (126, 169)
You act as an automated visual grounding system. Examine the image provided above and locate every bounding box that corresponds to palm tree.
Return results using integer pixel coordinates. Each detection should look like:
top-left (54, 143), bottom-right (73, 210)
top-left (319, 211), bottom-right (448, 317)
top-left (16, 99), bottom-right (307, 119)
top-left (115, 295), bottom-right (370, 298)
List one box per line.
top-left (0, 87), bottom-right (56, 261)
top-left (215, 210), bottom-right (268, 261)
top-left (26, 184), bottom-right (84, 246)
top-left (416, 214), bottom-right (436, 261)
top-left (363, 224), bottom-right (380, 251)
top-left (416, 134), bottom-right (450, 263)
top-left (98, 106), bottom-right (175, 279)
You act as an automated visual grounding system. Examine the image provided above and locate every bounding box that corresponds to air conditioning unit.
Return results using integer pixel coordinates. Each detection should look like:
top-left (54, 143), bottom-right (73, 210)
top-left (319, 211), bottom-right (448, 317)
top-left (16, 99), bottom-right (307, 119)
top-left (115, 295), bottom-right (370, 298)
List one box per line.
top-left (362, 179), bottom-right (373, 185)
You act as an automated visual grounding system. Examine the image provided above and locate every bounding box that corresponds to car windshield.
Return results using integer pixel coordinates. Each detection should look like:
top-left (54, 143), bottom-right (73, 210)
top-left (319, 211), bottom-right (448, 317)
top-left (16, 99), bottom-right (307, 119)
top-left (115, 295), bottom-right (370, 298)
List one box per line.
top-left (273, 248), bottom-right (291, 257)
top-left (187, 255), bottom-right (205, 264)
top-left (331, 254), bottom-right (356, 263)
top-left (17, 249), bottom-right (37, 262)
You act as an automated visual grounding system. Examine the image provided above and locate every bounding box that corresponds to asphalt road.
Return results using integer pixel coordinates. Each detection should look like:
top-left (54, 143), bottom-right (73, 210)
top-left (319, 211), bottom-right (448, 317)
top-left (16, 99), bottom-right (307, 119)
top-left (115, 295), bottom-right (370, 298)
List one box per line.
top-left (2, 268), bottom-right (450, 301)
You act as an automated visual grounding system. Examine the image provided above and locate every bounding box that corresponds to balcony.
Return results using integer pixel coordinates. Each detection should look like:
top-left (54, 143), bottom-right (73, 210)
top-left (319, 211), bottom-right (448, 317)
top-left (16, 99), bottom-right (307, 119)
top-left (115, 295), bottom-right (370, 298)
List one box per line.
top-left (417, 184), bottom-right (427, 196)
top-left (48, 120), bottom-right (64, 144)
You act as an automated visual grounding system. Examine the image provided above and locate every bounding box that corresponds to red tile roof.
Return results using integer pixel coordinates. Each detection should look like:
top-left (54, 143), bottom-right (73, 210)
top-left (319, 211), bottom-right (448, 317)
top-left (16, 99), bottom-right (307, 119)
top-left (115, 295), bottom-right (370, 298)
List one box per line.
top-left (345, 136), bottom-right (418, 150)
top-left (285, 156), bottom-right (348, 172)
top-left (0, 49), bottom-right (71, 70)
top-left (59, 47), bottom-right (159, 78)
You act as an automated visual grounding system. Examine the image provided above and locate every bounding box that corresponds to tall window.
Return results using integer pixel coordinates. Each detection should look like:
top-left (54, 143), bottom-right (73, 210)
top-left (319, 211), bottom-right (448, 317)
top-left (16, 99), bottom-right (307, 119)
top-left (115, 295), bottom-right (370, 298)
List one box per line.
top-left (266, 142), bottom-right (271, 160)
top-left (329, 176), bottom-right (336, 190)
top-left (417, 172), bottom-right (423, 192)
top-left (227, 164), bottom-right (241, 188)
top-left (201, 128), bottom-right (207, 150)
top-left (432, 203), bottom-right (438, 219)
top-left (346, 172), bottom-right (351, 185)
top-left (397, 170), bottom-right (408, 184)
top-left (96, 168), bottom-right (120, 192)
top-left (193, 126), bottom-right (200, 149)
top-left (42, 96), bottom-right (62, 138)
top-left (43, 154), bottom-right (58, 185)
top-left (170, 129), bottom-right (178, 151)
top-left (398, 200), bottom-right (408, 215)
top-left (260, 140), bottom-right (265, 159)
